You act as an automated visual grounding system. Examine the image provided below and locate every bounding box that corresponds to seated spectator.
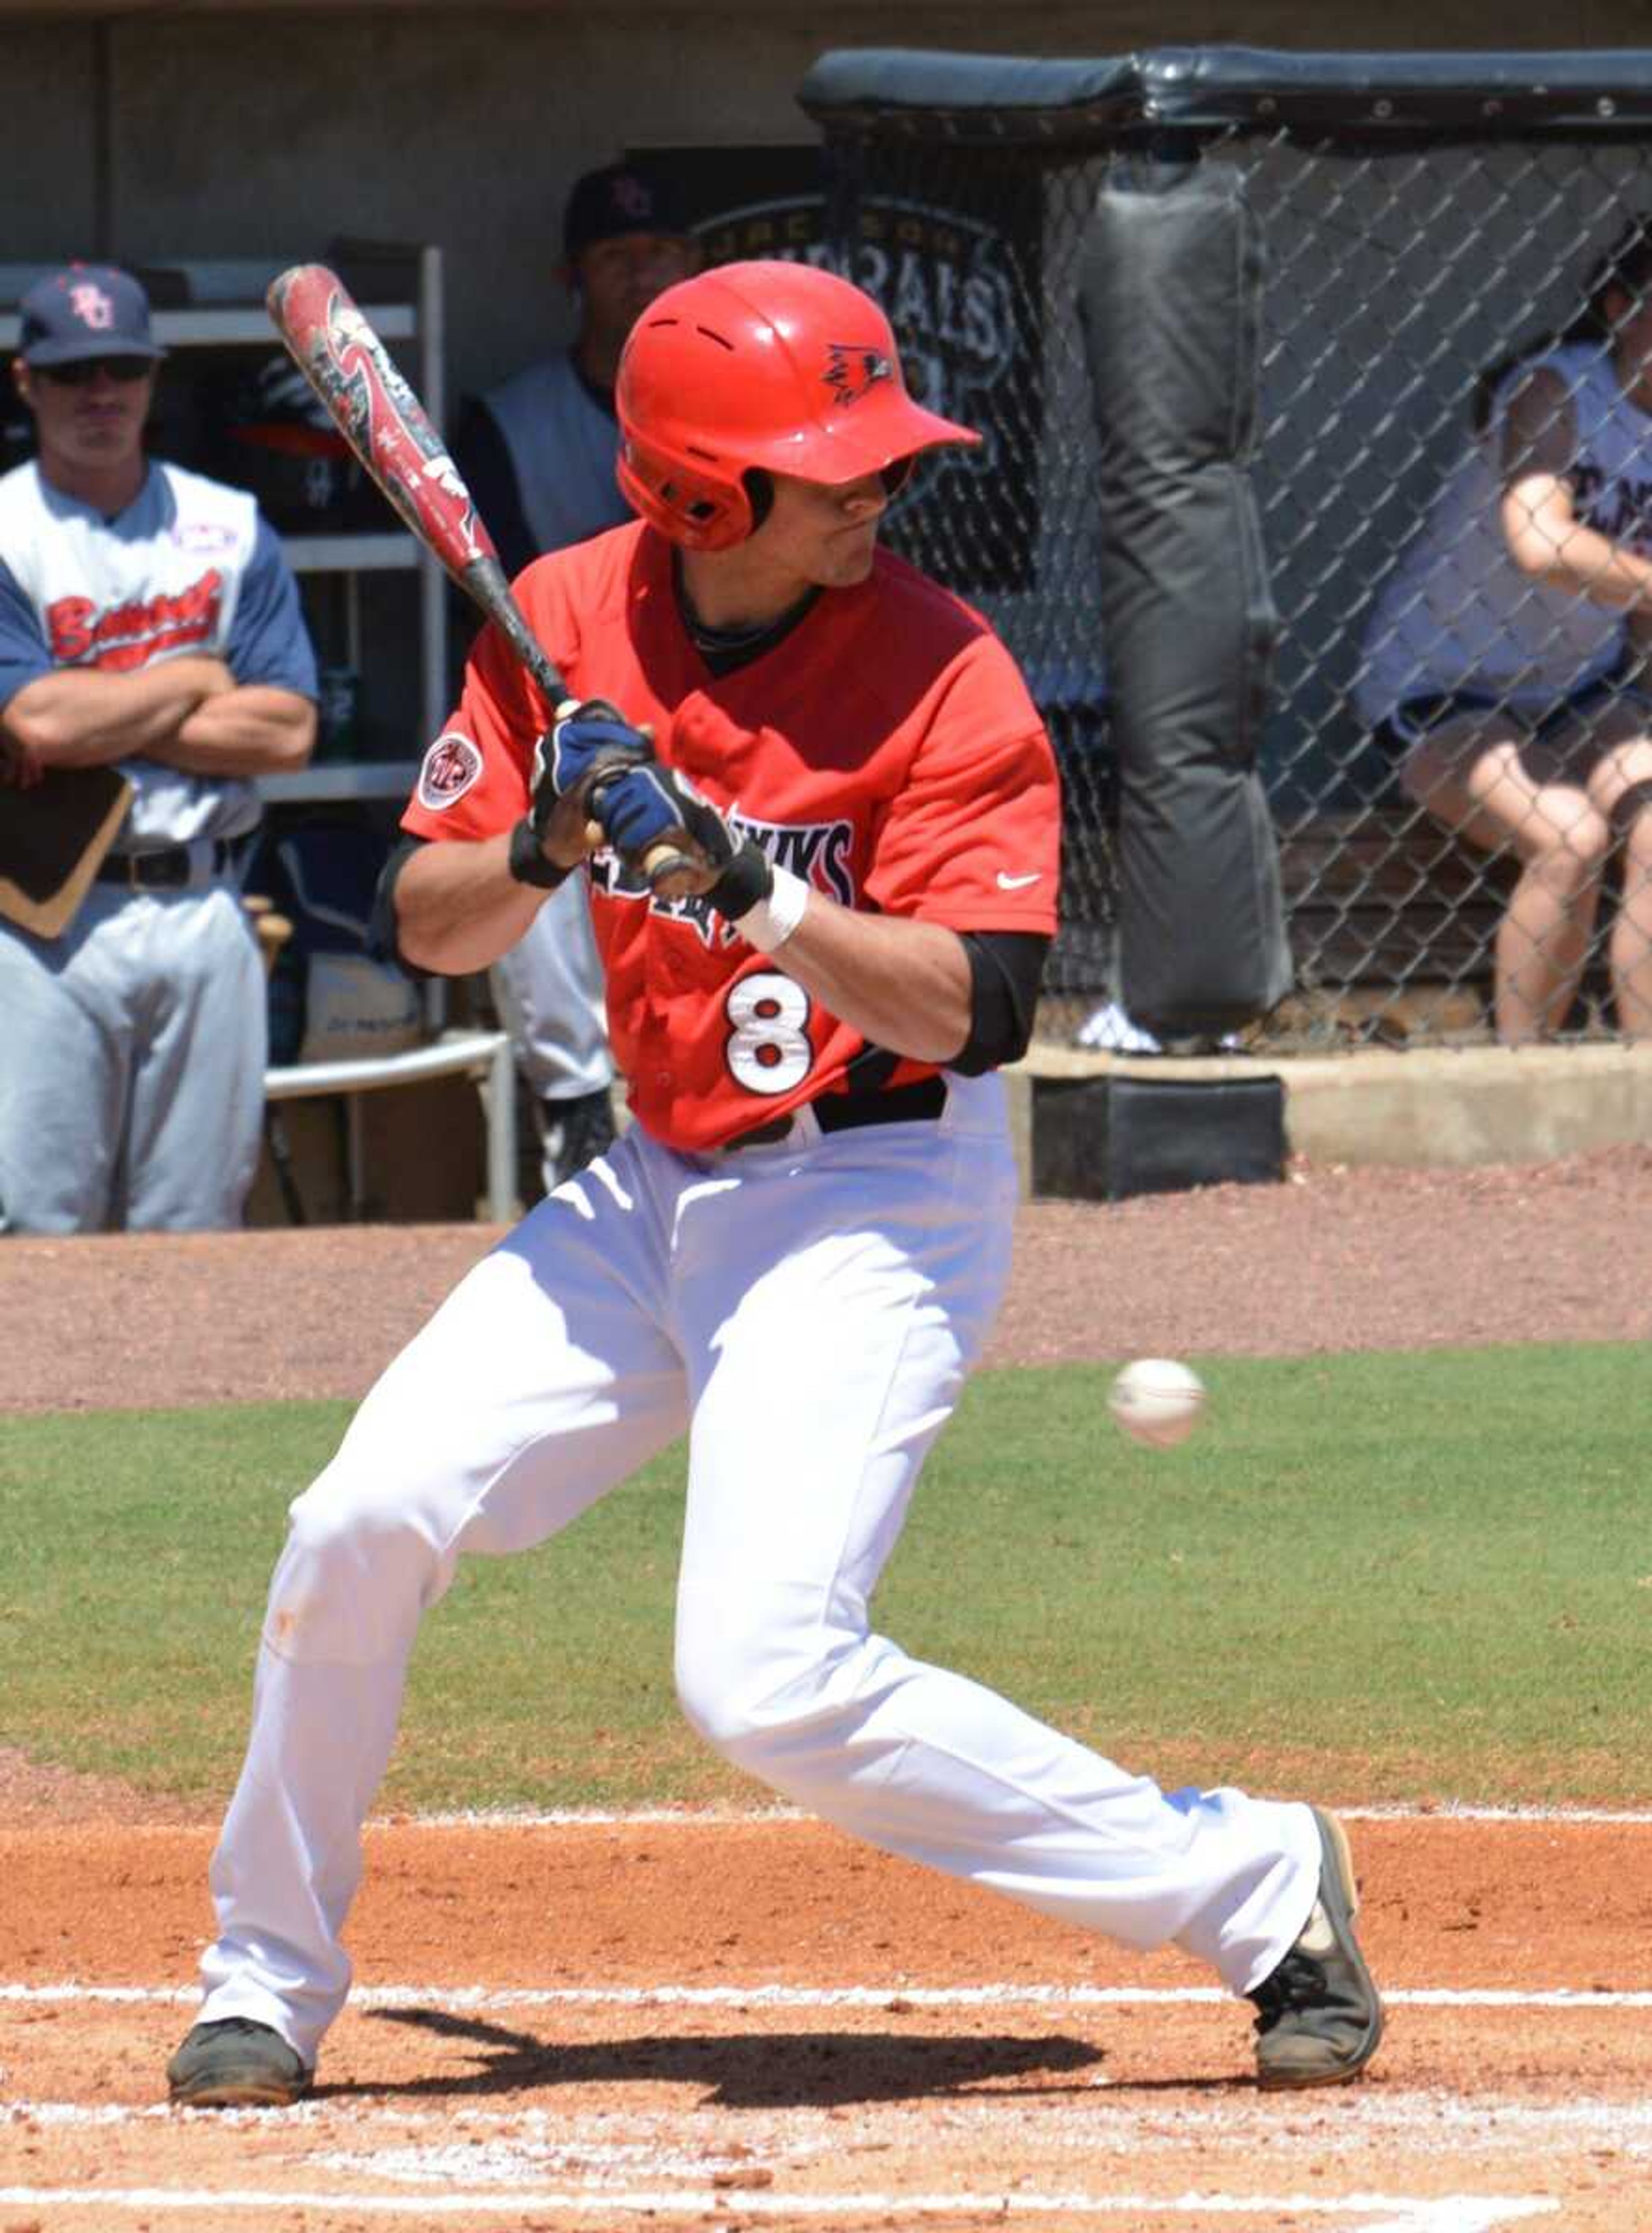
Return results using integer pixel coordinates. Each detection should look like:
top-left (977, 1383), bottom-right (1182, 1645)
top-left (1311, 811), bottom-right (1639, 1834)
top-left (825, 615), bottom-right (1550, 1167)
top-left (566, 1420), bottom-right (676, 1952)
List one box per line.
top-left (0, 263), bottom-right (317, 1233)
top-left (1357, 217), bottom-right (1652, 1041)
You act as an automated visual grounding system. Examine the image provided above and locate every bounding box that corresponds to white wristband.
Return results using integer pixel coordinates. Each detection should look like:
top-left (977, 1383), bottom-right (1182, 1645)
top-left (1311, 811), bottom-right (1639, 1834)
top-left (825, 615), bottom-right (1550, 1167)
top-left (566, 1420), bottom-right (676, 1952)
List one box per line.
top-left (731, 864), bottom-right (811, 954)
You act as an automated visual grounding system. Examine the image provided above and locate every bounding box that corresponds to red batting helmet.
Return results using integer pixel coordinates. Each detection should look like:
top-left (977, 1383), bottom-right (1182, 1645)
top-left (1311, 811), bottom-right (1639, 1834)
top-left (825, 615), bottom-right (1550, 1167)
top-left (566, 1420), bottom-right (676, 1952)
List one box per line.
top-left (615, 259), bottom-right (980, 552)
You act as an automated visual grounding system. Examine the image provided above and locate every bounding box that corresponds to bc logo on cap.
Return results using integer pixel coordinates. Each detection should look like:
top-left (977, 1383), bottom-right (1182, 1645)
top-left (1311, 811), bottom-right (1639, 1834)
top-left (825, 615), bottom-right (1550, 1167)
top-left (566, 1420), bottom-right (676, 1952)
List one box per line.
top-left (68, 283), bottom-right (116, 332)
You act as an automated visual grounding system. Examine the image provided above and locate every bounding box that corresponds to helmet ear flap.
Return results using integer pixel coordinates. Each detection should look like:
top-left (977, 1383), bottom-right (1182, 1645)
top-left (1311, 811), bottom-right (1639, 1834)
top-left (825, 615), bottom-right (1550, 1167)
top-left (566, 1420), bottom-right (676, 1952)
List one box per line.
top-left (616, 435), bottom-right (754, 552)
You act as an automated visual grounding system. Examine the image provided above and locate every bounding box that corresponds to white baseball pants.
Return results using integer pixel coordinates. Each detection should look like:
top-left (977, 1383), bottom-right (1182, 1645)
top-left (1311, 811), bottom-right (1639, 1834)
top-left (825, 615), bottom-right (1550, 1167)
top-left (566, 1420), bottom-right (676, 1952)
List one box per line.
top-left (196, 1069), bottom-right (1319, 2066)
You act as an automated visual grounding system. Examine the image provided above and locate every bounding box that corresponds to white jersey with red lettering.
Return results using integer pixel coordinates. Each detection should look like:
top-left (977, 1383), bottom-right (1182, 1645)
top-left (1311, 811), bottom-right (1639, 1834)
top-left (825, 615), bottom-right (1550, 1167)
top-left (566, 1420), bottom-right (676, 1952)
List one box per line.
top-left (404, 521), bottom-right (1060, 1152)
top-left (0, 457), bottom-right (269, 844)
top-left (0, 457), bottom-right (317, 1234)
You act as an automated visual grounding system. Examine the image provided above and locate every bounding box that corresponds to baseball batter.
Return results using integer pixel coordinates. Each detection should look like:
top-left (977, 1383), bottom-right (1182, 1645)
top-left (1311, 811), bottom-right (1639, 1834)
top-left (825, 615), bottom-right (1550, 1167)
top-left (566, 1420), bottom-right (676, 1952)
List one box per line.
top-left (168, 262), bottom-right (1381, 2108)
top-left (0, 263), bottom-right (318, 1233)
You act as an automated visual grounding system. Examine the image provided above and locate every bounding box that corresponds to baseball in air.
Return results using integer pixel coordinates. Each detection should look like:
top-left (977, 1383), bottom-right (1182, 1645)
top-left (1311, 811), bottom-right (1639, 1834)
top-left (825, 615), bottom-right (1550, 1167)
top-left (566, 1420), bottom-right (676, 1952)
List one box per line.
top-left (1108, 1358), bottom-right (1206, 1450)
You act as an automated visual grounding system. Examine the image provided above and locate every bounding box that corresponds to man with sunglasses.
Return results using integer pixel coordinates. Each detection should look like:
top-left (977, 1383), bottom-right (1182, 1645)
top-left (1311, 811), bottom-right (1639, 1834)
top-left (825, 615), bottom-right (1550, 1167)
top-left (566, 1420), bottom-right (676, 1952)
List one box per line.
top-left (170, 261), bottom-right (1381, 2109)
top-left (0, 263), bottom-right (318, 1233)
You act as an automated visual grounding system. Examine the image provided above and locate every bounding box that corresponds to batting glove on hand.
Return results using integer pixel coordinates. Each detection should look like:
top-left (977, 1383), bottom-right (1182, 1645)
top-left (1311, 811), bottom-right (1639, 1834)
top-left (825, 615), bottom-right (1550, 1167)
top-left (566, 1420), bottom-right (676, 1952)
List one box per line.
top-left (509, 697), bottom-right (658, 891)
top-left (528, 698), bottom-right (655, 838)
top-left (594, 761), bottom-right (774, 916)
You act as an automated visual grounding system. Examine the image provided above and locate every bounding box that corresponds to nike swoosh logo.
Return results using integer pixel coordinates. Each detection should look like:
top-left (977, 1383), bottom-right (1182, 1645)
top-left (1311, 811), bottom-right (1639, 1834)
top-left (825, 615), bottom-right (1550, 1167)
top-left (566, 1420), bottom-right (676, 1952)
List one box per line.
top-left (996, 871), bottom-right (1042, 890)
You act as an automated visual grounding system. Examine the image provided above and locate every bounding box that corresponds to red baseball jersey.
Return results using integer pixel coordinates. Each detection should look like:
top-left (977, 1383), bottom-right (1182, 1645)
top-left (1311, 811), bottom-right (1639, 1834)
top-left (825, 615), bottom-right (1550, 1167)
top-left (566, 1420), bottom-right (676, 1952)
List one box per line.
top-left (404, 522), bottom-right (1060, 1152)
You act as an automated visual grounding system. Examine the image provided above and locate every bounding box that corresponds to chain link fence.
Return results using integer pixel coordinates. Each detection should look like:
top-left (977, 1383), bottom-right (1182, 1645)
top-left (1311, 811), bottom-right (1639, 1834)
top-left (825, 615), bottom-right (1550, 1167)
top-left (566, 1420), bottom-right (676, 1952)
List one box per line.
top-left (800, 50), bottom-right (1652, 1050)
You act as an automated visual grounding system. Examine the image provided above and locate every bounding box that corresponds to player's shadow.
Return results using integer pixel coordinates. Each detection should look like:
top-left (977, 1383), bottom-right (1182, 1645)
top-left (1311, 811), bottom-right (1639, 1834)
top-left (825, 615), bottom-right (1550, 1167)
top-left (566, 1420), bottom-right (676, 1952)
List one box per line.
top-left (343, 2005), bottom-right (1104, 2107)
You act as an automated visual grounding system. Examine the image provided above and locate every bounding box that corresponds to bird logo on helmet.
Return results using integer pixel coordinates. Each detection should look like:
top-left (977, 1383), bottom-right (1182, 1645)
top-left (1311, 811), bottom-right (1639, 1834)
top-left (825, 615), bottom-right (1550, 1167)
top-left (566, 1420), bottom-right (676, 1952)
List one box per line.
top-left (822, 344), bottom-right (894, 409)
top-left (614, 260), bottom-right (981, 552)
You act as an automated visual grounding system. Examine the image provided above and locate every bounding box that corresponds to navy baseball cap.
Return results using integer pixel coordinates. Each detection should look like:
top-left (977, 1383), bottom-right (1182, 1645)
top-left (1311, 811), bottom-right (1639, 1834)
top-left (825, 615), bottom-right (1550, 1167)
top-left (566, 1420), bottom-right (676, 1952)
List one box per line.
top-left (18, 263), bottom-right (166, 367)
top-left (563, 164), bottom-right (688, 262)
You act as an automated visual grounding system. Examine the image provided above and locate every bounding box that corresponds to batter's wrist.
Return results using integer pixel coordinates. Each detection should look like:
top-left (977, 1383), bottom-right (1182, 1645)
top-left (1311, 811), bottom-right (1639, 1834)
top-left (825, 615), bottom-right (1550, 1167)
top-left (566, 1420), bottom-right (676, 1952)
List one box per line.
top-left (724, 861), bottom-right (811, 954)
top-left (706, 838), bottom-right (774, 924)
top-left (507, 816), bottom-right (572, 891)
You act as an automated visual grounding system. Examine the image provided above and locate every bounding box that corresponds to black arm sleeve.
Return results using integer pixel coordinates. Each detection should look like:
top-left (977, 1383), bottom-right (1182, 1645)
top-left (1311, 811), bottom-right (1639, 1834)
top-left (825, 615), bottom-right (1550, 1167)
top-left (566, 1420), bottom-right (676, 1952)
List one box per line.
top-left (953, 930), bottom-right (1050, 1074)
top-left (368, 834), bottom-right (435, 982)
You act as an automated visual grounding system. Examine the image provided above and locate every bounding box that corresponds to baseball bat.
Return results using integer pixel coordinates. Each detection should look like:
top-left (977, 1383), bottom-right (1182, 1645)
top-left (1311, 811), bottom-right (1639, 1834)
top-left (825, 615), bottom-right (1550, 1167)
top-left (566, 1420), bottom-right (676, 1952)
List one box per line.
top-left (264, 263), bottom-right (693, 892)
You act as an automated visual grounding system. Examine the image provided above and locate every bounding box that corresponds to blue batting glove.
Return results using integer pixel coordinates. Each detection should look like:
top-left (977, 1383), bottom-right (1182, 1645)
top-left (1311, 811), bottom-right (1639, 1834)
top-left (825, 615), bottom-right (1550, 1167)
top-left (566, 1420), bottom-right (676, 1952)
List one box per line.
top-left (595, 761), bottom-right (775, 917)
top-left (593, 761), bottom-right (718, 864)
top-left (527, 698), bottom-right (653, 837)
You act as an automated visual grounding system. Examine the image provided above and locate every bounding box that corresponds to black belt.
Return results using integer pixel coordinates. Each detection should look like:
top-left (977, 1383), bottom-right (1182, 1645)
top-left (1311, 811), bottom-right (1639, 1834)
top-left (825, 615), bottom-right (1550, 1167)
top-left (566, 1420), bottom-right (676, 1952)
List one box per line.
top-left (96, 840), bottom-right (238, 889)
top-left (724, 1074), bottom-right (947, 1152)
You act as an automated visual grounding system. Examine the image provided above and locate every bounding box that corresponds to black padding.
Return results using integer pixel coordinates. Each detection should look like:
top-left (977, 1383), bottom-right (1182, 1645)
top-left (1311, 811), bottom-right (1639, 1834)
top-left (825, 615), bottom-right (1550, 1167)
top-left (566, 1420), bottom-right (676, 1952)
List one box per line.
top-left (1135, 46), bottom-right (1652, 134)
top-left (797, 46), bottom-right (1652, 144)
top-left (1032, 1073), bottom-right (1285, 1201)
top-left (1080, 162), bottom-right (1291, 1039)
top-left (797, 50), bottom-right (1138, 140)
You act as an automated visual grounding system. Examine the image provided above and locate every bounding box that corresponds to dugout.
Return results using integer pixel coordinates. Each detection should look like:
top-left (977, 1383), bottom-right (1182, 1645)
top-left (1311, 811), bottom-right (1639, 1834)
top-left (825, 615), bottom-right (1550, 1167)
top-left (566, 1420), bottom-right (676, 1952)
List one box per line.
top-left (4, 22), bottom-right (1652, 1212)
top-left (801, 45), bottom-right (1652, 1050)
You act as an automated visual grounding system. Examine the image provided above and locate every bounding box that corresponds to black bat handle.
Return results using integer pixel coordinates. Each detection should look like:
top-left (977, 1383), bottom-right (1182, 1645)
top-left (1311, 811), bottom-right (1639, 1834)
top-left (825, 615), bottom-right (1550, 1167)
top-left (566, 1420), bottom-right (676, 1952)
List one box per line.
top-left (459, 554), bottom-right (569, 712)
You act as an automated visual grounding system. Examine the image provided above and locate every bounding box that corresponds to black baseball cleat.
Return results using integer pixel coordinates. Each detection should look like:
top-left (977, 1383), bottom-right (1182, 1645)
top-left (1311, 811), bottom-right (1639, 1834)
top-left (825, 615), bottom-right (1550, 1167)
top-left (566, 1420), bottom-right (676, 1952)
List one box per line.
top-left (167, 2016), bottom-right (313, 2108)
top-left (1248, 1807), bottom-right (1384, 2090)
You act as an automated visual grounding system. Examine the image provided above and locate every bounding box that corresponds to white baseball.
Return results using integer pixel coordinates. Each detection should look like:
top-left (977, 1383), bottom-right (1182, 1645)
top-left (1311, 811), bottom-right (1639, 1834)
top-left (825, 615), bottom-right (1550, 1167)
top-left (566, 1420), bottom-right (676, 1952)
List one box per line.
top-left (1108, 1357), bottom-right (1206, 1450)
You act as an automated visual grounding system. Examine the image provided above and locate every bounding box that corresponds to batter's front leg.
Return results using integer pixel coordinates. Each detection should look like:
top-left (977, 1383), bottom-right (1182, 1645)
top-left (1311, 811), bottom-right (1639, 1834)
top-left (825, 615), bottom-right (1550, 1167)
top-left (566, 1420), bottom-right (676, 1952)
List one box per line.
top-left (189, 1150), bottom-right (690, 2074)
top-left (199, 1613), bottom-right (408, 2061)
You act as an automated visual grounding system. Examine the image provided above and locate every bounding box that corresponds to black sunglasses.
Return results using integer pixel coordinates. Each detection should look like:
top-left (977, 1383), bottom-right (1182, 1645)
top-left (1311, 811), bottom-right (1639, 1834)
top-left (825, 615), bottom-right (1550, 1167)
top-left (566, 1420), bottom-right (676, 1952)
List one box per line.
top-left (36, 356), bottom-right (155, 387)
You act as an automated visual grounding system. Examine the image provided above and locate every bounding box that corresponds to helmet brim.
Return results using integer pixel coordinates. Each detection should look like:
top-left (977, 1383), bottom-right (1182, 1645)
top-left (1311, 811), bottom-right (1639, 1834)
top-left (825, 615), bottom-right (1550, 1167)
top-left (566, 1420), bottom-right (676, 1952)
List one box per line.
top-left (744, 391), bottom-right (981, 487)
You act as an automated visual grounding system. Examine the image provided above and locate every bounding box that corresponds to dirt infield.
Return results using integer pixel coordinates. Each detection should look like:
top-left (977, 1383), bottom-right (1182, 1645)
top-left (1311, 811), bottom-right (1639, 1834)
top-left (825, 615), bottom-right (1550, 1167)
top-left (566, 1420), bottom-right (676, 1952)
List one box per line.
top-left (5, 1813), bottom-right (1651, 2229)
top-left (4, 1146), bottom-right (1652, 2228)
top-left (5, 1143), bottom-right (1651, 1416)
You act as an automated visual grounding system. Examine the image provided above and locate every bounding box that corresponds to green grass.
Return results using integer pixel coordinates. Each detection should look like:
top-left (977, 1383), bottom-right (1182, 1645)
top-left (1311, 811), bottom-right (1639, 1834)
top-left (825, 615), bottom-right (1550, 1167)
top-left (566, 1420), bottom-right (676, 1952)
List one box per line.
top-left (1, 1343), bottom-right (1647, 1811)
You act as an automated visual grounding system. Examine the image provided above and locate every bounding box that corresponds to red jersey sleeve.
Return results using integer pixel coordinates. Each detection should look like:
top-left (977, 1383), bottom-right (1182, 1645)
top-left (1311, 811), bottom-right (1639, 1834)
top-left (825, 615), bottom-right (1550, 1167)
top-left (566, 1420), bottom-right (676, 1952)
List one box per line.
top-left (863, 633), bottom-right (1061, 934)
top-left (400, 581), bottom-right (566, 845)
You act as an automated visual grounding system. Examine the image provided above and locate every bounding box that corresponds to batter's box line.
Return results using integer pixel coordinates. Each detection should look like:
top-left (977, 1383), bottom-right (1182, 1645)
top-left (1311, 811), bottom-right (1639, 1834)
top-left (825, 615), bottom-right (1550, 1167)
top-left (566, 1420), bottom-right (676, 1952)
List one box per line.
top-left (7, 1982), bottom-right (1652, 2010)
top-left (382, 1803), bottom-right (1652, 1828)
top-left (0, 2185), bottom-right (1562, 2230)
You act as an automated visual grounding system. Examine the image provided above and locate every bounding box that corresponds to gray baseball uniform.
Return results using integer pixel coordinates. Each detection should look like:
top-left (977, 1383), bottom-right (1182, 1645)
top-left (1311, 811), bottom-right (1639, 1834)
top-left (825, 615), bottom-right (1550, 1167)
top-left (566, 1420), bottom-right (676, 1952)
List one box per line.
top-left (0, 458), bottom-right (317, 1232)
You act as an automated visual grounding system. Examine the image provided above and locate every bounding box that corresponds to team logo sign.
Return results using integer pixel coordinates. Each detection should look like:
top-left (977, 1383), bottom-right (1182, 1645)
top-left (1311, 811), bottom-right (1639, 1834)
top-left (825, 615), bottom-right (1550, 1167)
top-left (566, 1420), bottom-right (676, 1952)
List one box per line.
top-left (417, 732), bottom-right (483, 810)
top-left (823, 343), bottom-right (892, 408)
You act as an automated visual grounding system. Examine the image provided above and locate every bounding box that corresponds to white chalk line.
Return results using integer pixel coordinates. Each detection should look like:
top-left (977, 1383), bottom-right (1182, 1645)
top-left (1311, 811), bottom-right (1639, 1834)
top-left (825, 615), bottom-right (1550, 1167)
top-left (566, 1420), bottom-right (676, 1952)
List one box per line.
top-left (377, 1803), bottom-right (1652, 1828)
top-left (3, 2085), bottom-right (1593, 2228)
top-left (0, 2187), bottom-right (1561, 2227)
top-left (14, 2090), bottom-right (1652, 2142)
top-left (3, 1979), bottom-right (1652, 2011)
